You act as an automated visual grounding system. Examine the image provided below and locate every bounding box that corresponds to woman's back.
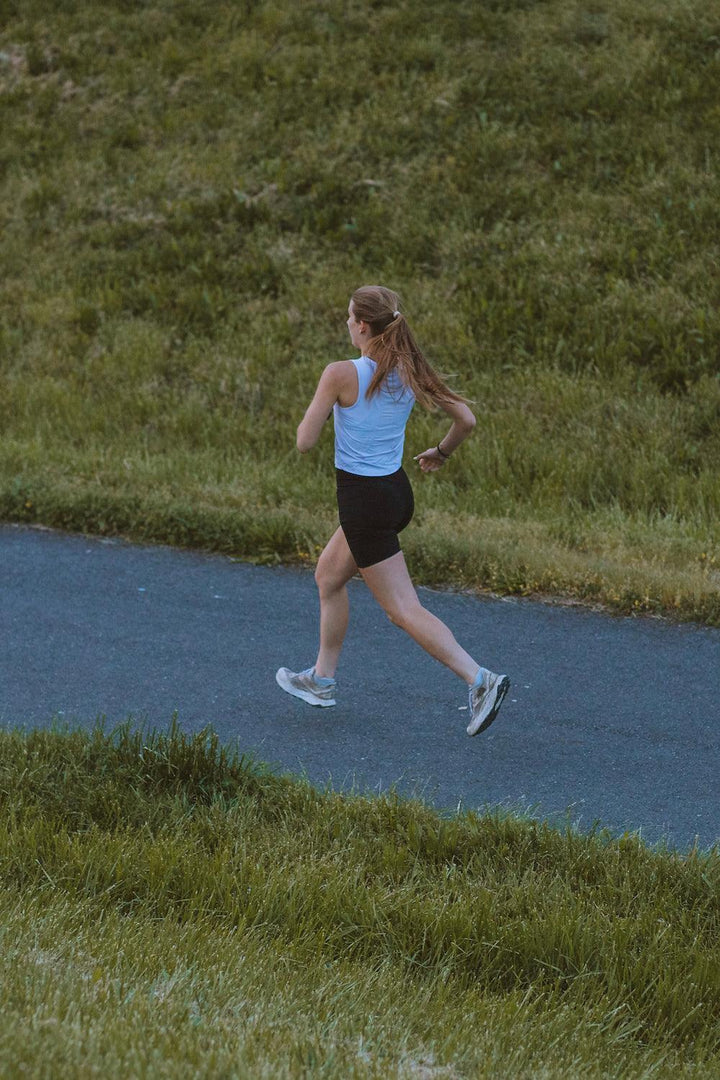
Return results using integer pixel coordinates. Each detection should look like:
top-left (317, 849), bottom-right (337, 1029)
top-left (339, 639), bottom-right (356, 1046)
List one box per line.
top-left (333, 356), bottom-right (414, 477)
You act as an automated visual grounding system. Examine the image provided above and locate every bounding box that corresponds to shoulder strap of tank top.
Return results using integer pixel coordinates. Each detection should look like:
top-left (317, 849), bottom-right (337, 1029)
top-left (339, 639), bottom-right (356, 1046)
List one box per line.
top-left (351, 356), bottom-right (376, 400)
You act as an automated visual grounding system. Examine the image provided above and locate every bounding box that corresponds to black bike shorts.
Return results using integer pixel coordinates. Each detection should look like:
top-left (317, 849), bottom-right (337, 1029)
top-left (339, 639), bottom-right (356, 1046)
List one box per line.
top-left (336, 467), bottom-right (415, 569)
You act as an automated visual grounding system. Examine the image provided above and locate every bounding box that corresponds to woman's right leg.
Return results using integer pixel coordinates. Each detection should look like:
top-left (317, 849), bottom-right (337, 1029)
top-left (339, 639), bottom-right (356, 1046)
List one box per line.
top-left (314, 526), bottom-right (358, 679)
top-left (360, 550), bottom-right (510, 735)
top-left (360, 550), bottom-right (479, 683)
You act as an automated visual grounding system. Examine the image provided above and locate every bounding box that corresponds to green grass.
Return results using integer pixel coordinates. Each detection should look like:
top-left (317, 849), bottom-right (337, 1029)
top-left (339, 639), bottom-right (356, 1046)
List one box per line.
top-left (3, 9), bottom-right (719, 1071)
top-left (0, 0), bottom-right (719, 622)
top-left (0, 721), bottom-right (719, 1078)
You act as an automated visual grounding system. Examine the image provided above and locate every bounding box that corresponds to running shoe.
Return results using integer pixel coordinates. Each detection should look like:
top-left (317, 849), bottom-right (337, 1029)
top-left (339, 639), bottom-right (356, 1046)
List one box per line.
top-left (467, 670), bottom-right (510, 736)
top-left (275, 666), bottom-right (337, 707)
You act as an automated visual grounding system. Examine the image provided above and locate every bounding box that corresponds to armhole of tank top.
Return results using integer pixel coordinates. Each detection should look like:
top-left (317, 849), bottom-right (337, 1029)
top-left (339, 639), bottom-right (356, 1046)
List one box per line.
top-left (336, 358), bottom-right (361, 411)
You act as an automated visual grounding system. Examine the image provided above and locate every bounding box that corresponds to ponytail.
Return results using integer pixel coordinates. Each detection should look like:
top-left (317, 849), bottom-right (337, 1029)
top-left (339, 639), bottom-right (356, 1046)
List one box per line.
top-left (350, 285), bottom-right (467, 410)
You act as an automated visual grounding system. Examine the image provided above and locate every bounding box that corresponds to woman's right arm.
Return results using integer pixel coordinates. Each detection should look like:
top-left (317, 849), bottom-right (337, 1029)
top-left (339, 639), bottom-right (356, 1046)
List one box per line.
top-left (413, 398), bottom-right (476, 473)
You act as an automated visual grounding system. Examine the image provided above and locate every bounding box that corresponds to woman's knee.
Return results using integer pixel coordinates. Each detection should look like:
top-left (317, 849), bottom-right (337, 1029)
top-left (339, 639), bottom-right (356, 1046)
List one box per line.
top-left (315, 557), bottom-right (348, 596)
top-left (314, 561), bottom-right (332, 594)
top-left (384, 599), bottom-right (422, 632)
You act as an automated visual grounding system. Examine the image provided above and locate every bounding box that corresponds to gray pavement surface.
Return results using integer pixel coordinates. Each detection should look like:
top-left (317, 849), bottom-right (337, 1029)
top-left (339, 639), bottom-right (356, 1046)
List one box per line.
top-left (2, 523), bottom-right (719, 851)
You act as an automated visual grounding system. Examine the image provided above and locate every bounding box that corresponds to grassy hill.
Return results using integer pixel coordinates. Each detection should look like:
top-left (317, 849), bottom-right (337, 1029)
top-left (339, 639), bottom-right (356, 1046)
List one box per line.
top-left (0, 722), bottom-right (718, 1077)
top-left (1, 0), bottom-right (720, 621)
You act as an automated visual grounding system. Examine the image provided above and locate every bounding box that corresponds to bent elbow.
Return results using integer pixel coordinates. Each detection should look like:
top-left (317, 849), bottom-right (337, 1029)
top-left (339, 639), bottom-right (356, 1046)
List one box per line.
top-left (296, 427), bottom-right (313, 453)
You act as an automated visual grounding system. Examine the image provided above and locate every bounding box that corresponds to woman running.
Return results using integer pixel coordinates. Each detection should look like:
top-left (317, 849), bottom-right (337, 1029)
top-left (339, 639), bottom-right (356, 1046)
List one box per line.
top-left (276, 285), bottom-right (509, 736)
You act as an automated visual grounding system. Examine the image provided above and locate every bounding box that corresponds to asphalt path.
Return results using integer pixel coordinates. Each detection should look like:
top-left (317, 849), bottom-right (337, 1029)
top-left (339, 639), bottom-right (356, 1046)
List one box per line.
top-left (2, 523), bottom-right (719, 851)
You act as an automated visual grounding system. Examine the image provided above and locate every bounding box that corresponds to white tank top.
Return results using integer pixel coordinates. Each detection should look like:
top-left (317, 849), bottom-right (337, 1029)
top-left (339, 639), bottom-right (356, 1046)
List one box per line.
top-left (333, 356), bottom-right (415, 476)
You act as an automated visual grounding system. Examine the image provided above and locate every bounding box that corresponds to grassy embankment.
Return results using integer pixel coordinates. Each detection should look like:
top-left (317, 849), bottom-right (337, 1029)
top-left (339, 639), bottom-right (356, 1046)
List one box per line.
top-left (0, 722), bottom-right (718, 1078)
top-left (1, 0), bottom-right (719, 622)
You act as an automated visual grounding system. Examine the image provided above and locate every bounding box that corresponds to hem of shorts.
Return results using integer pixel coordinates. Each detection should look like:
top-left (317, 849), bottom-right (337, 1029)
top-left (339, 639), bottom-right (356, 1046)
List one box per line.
top-left (354, 547), bottom-right (402, 570)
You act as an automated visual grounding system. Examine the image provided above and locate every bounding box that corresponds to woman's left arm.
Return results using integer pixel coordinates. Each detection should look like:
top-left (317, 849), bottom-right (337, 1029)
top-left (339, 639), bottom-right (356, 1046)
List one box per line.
top-left (296, 363), bottom-right (344, 453)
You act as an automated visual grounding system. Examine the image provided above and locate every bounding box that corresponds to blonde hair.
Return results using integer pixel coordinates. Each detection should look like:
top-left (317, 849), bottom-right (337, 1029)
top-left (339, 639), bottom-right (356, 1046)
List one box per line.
top-left (350, 285), bottom-right (466, 410)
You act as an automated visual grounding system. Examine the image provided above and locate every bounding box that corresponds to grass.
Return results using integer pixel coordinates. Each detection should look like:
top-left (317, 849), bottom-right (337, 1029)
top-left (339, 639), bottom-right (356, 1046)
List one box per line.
top-left (0, 0), bottom-right (719, 622)
top-left (0, 720), bottom-right (719, 1078)
top-left (3, 7), bottom-right (719, 1072)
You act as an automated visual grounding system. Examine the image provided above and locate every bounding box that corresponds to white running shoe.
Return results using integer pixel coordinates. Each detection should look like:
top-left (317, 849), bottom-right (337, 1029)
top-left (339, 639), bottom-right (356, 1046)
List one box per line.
top-left (467, 670), bottom-right (510, 736)
top-left (275, 666), bottom-right (337, 707)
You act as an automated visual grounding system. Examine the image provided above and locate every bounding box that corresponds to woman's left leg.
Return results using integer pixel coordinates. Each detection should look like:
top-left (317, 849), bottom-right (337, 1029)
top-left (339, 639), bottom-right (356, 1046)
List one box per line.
top-left (275, 527), bottom-right (356, 707)
top-left (314, 526), bottom-right (358, 679)
top-left (360, 551), bottom-right (480, 685)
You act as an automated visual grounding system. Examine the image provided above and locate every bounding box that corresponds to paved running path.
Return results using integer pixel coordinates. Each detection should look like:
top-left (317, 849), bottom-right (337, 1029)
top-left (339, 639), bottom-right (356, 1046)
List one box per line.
top-left (2, 524), bottom-right (718, 850)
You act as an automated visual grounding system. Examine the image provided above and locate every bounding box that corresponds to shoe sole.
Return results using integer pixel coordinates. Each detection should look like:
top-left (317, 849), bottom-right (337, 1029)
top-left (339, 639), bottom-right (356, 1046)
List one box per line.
top-left (275, 668), bottom-right (336, 707)
top-left (467, 676), bottom-right (510, 736)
